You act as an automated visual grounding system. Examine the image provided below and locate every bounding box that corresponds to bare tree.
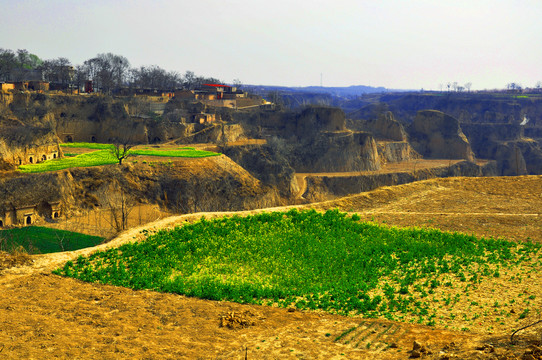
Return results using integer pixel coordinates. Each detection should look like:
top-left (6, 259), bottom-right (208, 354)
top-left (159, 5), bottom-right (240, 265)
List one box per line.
top-left (82, 53), bottom-right (129, 93)
top-left (232, 78), bottom-right (242, 89)
top-left (464, 82), bottom-right (472, 92)
top-left (40, 57), bottom-right (73, 90)
top-left (452, 82), bottom-right (458, 92)
top-left (110, 138), bottom-right (134, 165)
top-left (97, 179), bottom-right (135, 232)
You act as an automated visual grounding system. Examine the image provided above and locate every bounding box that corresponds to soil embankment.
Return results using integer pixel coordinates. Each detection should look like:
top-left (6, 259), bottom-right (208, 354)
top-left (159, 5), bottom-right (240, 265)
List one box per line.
top-left (298, 159), bottom-right (496, 201)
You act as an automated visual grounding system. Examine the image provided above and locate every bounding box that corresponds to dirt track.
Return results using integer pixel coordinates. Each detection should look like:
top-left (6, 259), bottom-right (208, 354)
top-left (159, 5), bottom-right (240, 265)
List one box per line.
top-left (1, 176), bottom-right (542, 359)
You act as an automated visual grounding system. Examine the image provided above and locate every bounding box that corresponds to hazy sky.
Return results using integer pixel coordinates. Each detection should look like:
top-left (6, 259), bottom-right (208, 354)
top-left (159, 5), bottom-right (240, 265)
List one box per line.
top-left (1, 0), bottom-right (541, 90)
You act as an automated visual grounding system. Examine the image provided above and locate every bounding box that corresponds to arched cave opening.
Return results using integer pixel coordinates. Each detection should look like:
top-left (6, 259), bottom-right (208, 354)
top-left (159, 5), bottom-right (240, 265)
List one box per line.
top-left (26, 216), bottom-right (32, 225)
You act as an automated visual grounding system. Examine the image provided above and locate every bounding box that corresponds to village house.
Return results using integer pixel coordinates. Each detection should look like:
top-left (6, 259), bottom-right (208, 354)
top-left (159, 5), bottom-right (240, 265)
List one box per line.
top-left (0, 128), bottom-right (62, 167)
top-left (0, 201), bottom-right (62, 228)
top-left (192, 112), bottom-right (216, 124)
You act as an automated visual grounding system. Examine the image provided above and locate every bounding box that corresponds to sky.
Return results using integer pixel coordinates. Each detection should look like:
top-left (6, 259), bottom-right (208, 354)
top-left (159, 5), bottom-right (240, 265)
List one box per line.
top-left (1, 0), bottom-right (541, 90)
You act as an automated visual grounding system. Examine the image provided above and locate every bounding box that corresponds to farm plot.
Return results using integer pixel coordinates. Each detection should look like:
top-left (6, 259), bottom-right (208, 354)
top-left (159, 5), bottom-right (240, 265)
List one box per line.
top-left (55, 209), bottom-right (542, 333)
top-left (0, 226), bottom-right (104, 254)
top-left (18, 143), bottom-right (220, 173)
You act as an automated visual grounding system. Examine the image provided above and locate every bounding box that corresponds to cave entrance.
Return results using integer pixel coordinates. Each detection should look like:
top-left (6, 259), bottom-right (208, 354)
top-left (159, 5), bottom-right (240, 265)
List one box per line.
top-left (29, 156), bottom-right (33, 163)
top-left (65, 135), bottom-right (73, 143)
top-left (91, 136), bottom-right (97, 142)
top-left (0, 219), bottom-right (3, 227)
top-left (42, 155), bottom-right (47, 161)
top-left (53, 153), bottom-right (57, 159)
top-left (53, 212), bottom-right (59, 219)
top-left (25, 216), bottom-right (32, 225)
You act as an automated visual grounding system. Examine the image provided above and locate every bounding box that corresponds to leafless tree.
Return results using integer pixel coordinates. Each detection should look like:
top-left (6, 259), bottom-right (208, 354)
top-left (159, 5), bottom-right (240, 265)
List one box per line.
top-left (452, 82), bottom-right (458, 92)
top-left (97, 179), bottom-right (135, 232)
top-left (83, 53), bottom-right (130, 93)
top-left (40, 57), bottom-right (73, 88)
top-left (464, 82), bottom-right (472, 92)
top-left (110, 138), bottom-right (134, 165)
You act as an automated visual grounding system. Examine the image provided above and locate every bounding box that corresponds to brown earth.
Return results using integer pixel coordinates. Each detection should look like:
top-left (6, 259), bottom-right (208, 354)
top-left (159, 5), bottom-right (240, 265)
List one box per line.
top-left (1, 176), bottom-right (542, 359)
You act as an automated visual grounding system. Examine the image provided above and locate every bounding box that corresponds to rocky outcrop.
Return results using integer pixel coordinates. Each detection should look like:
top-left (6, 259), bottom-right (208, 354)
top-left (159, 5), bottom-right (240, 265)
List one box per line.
top-left (461, 124), bottom-right (542, 175)
top-left (462, 123), bottom-right (523, 147)
top-left (491, 143), bottom-right (528, 175)
top-left (377, 141), bottom-right (421, 163)
top-left (221, 143), bottom-right (299, 198)
top-left (517, 140), bottom-right (542, 174)
top-left (291, 131), bottom-right (380, 172)
top-left (359, 111), bottom-right (407, 141)
top-left (294, 106), bottom-right (346, 137)
top-left (408, 110), bottom-right (475, 162)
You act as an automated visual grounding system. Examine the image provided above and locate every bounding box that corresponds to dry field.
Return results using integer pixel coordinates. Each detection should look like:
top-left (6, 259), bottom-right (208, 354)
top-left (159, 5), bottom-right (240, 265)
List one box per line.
top-left (1, 176), bottom-right (542, 359)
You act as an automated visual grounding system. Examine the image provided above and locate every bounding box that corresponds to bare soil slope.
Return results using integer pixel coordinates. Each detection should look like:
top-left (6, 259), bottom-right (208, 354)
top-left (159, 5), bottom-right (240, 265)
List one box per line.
top-left (1, 176), bottom-right (542, 359)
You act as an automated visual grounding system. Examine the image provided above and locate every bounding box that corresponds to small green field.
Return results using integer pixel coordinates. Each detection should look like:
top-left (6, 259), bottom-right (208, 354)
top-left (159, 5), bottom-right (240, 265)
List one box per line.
top-left (54, 209), bottom-right (542, 327)
top-left (19, 150), bottom-right (117, 173)
top-left (0, 226), bottom-right (104, 254)
top-left (60, 142), bottom-right (113, 150)
top-left (18, 143), bottom-right (220, 173)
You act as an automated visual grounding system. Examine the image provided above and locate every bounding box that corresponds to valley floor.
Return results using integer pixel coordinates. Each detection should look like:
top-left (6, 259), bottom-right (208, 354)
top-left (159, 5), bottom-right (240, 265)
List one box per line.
top-left (1, 176), bottom-right (541, 359)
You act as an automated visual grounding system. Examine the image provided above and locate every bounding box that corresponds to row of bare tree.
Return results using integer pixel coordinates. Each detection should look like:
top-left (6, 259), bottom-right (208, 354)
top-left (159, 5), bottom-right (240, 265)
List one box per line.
top-left (0, 48), bottom-right (224, 92)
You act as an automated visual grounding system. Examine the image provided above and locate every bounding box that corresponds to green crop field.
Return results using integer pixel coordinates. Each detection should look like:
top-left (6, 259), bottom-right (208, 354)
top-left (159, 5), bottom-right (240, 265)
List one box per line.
top-left (131, 148), bottom-right (219, 158)
top-left (60, 142), bottom-right (113, 150)
top-left (19, 150), bottom-right (118, 173)
top-left (0, 226), bottom-right (104, 254)
top-left (54, 209), bottom-right (542, 327)
top-left (19, 144), bottom-right (220, 173)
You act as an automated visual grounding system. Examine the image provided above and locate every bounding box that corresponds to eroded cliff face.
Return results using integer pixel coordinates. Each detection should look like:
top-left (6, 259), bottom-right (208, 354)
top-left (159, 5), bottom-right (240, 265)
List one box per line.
top-left (460, 123), bottom-right (542, 175)
top-left (377, 141), bottom-right (421, 164)
top-left (0, 156), bottom-right (282, 226)
top-left (302, 160), bottom-right (497, 202)
top-left (348, 93), bottom-right (542, 127)
top-left (351, 111), bottom-right (407, 142)
top-left (0, 92), bottom-right (247, 145)
top-left (408, 110), bottom-right (475, 162)
top-left (220, 144), bottom-right (298, 199)
top-left (291, 131), bottom-right (380, 172)
top-left (0, 127), bottom-right (63, 168)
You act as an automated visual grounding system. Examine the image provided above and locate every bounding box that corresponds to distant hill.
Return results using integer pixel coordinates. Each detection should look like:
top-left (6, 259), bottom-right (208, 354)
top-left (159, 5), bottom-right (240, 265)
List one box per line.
top-left (243, 84), bottom-right (400, 109)
top-left (245, 84), bottom-right (397, 98)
